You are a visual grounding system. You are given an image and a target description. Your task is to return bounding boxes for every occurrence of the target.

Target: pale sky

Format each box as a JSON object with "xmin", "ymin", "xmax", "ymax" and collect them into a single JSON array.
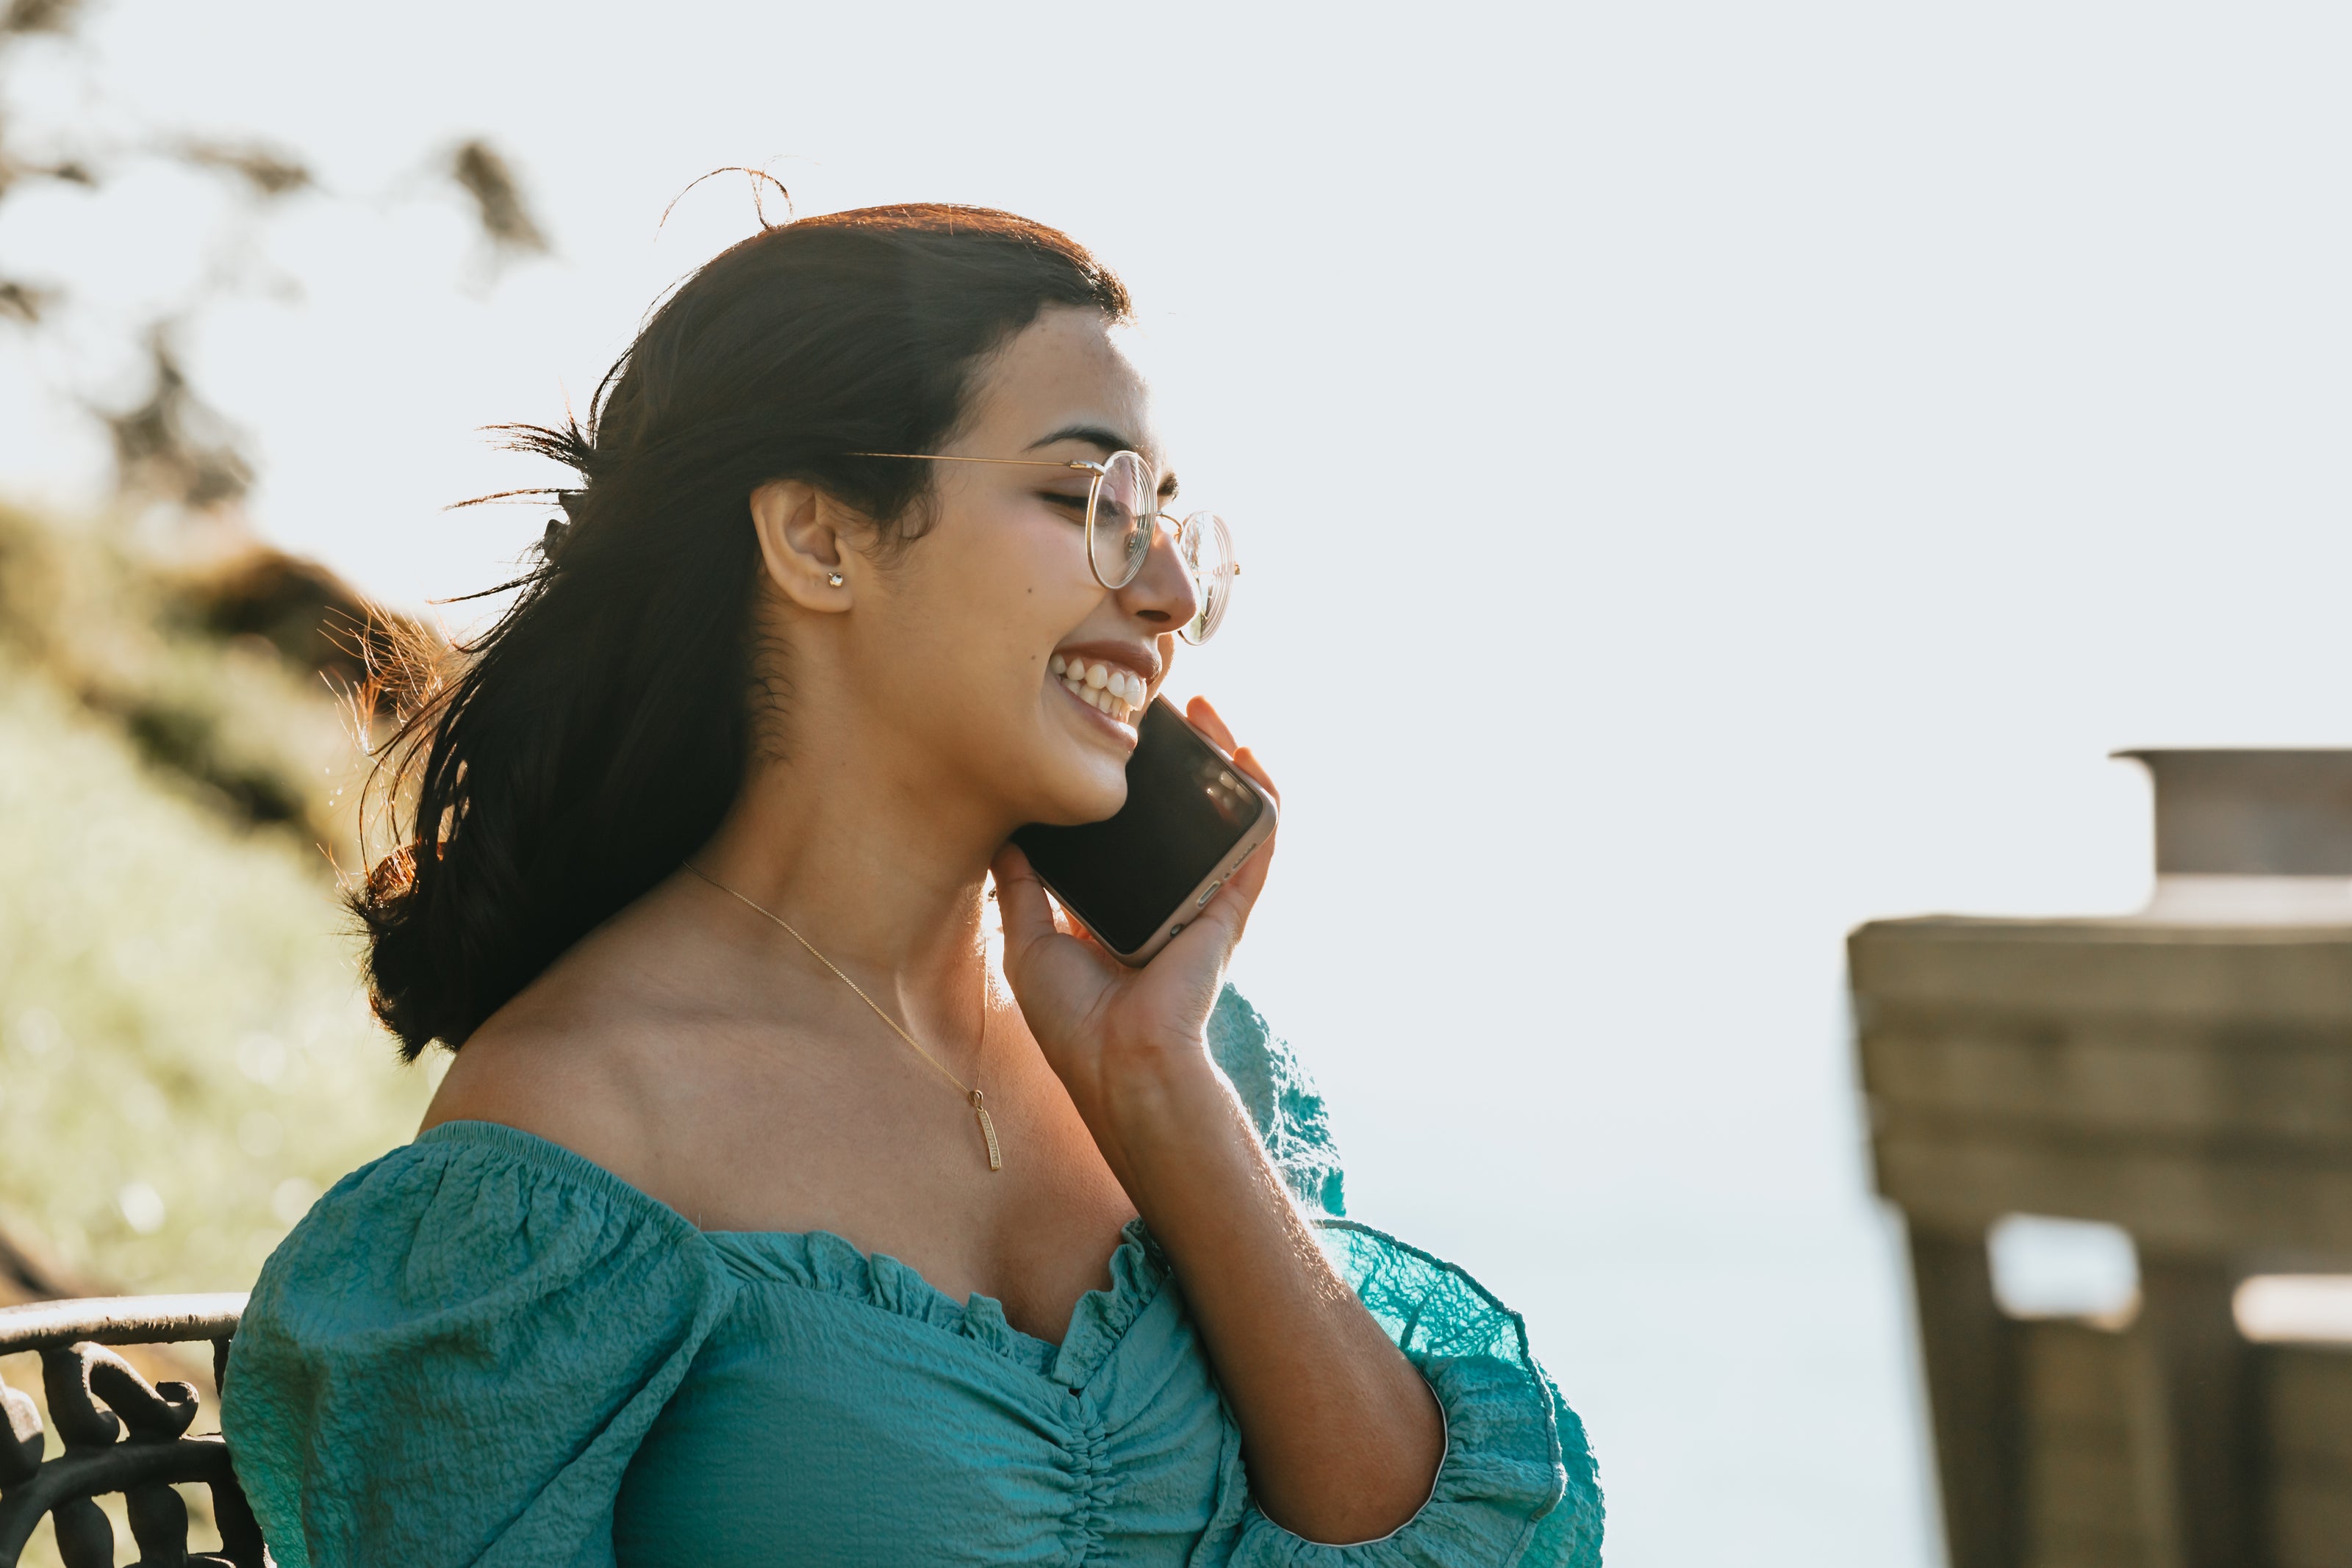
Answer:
[{"xmin": 9, "ymin": 4, "xmax": 2352, "ymax": 1562}]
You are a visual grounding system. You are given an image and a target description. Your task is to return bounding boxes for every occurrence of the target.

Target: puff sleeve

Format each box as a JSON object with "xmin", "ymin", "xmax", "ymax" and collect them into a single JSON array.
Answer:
[
  {"xmin": 220, "ymin": 1121, "xmax": 739, "ymax": 1568},
  {"xmin": 1206, "ymin": 987, "xmax": 1605, "ymax": 1567}
]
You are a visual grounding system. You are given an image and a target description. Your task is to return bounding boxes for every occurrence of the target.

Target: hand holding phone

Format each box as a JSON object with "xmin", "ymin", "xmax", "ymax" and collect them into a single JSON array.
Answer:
[
  {"xmin": 1012, "ymin": 697, "xmax": 1279, "ymax": 966},
  {"xmin": 989, "ymin": 696, "xmax": 1278, "ymax": 1076}
]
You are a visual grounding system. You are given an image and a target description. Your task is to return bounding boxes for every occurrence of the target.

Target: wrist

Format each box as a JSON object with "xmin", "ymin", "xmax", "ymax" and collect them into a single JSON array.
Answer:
[{"xmin": 1079, "ymin": 1036, "xmax": 1244, "ymax": 1175}]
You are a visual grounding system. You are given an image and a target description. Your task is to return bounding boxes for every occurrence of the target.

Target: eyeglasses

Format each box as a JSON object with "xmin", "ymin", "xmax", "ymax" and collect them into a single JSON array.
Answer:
[{"xmin": 847, "ymin": 449, "xmax": 1238, "ymax": 644}]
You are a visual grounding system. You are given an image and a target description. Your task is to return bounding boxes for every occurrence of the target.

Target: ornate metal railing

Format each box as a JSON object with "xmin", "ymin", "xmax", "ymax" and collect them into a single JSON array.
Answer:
[{"xmin": 0, "ymin": 1294, "xmax": 265, "ymax": 1567}]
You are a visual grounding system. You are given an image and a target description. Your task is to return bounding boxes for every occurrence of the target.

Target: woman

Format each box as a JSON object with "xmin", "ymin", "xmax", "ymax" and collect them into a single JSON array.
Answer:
[{"xmin": 222, "ymin": 204, "xmax": 1603, "ymax": 1567}]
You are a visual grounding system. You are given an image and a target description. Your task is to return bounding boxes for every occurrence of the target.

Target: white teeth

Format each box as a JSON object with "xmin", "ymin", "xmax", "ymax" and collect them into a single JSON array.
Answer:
[{"xmin": 1054, "ymin": 656, "xmax": 1144, "ymax": 723}]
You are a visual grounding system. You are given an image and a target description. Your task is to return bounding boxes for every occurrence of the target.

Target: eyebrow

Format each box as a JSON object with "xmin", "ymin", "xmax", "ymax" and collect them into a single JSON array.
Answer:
[
  {"xmin": 1028, "ymin": 424, "xmax": 1180, "ymax": 499},
  {"xmin": 1029, "ymin": 423, "xmax": 1141, "ymax": 456}
]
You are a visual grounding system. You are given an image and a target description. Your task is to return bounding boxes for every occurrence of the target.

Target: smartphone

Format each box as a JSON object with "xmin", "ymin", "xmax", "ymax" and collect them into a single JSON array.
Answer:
[{"xmin": 1013, "ymin": 698, "xmax": 1278, "ymax": 966}]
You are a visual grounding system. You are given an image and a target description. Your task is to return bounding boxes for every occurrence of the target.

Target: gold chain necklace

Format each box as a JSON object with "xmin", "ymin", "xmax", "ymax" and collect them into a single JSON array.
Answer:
[{"xmin": 683, "ymin": 860, "xmax": 1001, "ymax": 1172}]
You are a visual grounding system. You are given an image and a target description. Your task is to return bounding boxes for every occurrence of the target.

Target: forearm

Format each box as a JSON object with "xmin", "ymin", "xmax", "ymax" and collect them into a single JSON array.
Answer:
[{"xmin": 1089, "ymin": 1049, "xmax": 1444, "ymax": 1544}]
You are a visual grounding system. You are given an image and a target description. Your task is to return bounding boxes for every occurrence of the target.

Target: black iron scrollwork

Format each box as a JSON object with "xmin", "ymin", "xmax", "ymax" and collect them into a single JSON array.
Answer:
[{"xmin": 0, "ymin": 1295, "xmax": 265, "ymax": 1568}]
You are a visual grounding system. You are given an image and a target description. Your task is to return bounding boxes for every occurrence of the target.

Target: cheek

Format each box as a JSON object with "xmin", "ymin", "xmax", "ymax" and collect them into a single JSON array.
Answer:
[
  {"xmin": 906, "ymin": 513, "xmax": 1097, "ymax": 699},
  {"xmin": 967, "ymin": 513, "xmax": 1097, "ymax": 631},
  {"xmin": 909, "ymin": 509, "xmax": 1036, "ymax": 614}
]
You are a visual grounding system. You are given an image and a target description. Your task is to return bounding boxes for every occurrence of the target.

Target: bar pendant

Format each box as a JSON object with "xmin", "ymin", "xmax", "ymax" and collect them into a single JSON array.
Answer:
[{"xmin": 971, "ymin": 1091, "xmax": 1003, "ymax": 1172}]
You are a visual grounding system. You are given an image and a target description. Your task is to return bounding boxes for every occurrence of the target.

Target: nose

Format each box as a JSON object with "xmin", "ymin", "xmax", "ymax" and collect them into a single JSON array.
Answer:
[{"xmin": 1114, "ymin": 514, "xmax": 1201, "ymax": 631}]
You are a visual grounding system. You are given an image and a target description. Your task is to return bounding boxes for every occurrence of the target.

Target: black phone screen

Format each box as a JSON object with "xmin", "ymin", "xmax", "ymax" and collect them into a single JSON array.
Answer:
[{"xmin": 1012, "ymin": 700, "xmax": 1266, "ymax": 954}]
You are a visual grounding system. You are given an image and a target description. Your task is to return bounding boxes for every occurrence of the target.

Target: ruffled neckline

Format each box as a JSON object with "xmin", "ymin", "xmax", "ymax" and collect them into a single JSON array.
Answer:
[
  {"xmin": 709, "ymin": 1220, "xmax": 1167, "ymax": 1387},
  {"xmin": 411, "ymin": 1119, "xmax": 1169, "ymax": 1390}
]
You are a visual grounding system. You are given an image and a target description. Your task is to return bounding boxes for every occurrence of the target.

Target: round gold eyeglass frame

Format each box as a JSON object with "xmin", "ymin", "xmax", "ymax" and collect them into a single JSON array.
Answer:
[{"xmin": 847, "ymin": 450, "xmax": 1240, "ymax": 644}]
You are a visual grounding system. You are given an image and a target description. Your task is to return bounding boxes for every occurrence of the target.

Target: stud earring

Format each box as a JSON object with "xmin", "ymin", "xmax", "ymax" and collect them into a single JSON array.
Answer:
[{"xmin": 826, "ymin": 572, "xmax": 845, "ymax": 587}]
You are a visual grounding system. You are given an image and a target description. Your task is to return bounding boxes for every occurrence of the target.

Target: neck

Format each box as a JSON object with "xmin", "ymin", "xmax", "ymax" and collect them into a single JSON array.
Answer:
[
  {"xmin": 679, "ymin": 683, "xmax": 1019, "ymax": 1026},
  {"xmin": 693, "ymin": 783, "xmax": 997, "ymax": 981}
]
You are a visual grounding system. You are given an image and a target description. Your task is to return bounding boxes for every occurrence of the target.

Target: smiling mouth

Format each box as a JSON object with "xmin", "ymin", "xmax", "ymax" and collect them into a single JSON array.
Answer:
[{"xmin": 1050, "ymin": 652, "xmax": 1147, "ymax": 724}]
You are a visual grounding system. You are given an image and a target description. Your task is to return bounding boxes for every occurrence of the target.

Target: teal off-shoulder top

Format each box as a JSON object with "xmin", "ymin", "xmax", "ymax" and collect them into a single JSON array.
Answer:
[{"xmin": 220, "ymin": 988, "xmax": 1602, "ymax": 1567}]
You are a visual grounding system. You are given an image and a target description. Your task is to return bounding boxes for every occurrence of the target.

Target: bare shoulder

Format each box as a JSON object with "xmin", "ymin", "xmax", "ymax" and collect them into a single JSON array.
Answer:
[{"xmin": 418, "ymin": 955, "xmax": 696, "ymax": 1204}]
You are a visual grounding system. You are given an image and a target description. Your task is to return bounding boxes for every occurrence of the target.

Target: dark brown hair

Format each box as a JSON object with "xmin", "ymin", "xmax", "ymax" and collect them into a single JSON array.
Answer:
[{"xmin": 355, "ymin": 203, "xmax": 1130, "ymax": 1058}]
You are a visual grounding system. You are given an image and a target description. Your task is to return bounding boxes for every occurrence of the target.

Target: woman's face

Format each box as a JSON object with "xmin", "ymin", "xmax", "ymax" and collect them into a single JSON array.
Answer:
[{"xmin": 804, "ymin": 305, "xmax": 1200, "ymax": 829}]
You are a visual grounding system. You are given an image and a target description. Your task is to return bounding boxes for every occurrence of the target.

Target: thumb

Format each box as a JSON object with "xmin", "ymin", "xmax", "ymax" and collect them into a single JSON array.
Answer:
[{"xmin": 989, "ymin": 844, "xmax": 1061, "ymax": 970}]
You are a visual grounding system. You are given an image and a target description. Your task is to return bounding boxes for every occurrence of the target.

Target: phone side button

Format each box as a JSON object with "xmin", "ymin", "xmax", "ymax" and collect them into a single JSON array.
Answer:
[{"xmin": 1195, "ymin": 881, "xmax": 1222, "ymax": 907}]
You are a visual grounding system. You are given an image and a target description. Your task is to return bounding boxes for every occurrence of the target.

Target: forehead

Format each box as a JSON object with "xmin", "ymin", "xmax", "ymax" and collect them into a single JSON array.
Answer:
[{"xmin": 962, "ymin": 306, "xmax": 1160, "ymax": 463}]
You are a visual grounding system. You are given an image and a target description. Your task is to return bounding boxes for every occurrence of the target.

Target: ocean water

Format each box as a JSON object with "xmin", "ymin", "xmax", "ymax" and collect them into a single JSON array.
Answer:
[
  {"xmin": 1503, "ymin": 1209, "xmax": 1940, "ymax": 1567},
  {"xmin": 1335, "ymin": 1187, "xmax": 1941, "ymax": 1567}
]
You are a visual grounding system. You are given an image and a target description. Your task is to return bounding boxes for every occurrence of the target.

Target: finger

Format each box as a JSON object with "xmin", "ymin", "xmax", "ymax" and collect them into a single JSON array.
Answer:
[
  {"xmin": 1227, "ymin": 814, "xmax": 1277, "ymax": 892},
  {"xmin": 1230, "ymin": 744, "xmax": 1280, "ymax": 807},
  {"xmin": 1058, "ymin": 900, "xmax": 1105, "ymax": 949},
  {"xmin": 1177, "ymin": 810, "xmax": 1279, "ymax": 966},
  {"xmin": 1171, "ymin": 853, "xmax": 1267, "ymax": 967},
  {"xmin": 989, "ymin": 844, "xmax": 1062, "ymax": 965},
  {"xmin": 1185, "ymin": 695, "xmax": 1237, "ymax": 755},
  {"xmin": 1185, "ymin": 700, "xmax": 1280, "ymax": 808},
  {"xmin": 1214, "ymin": 821, "xmax": 1277, "ymax": 919},
  {"xmin": 1190, "ymin": 739, "xmax": 1280, "ymax": 945}
]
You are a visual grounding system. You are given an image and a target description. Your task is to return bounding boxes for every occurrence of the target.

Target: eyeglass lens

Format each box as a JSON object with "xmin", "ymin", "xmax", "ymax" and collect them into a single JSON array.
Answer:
[
  {"xmin": 1089, "ymin": 451, "xmax": 1156, "ymax": 591},
  {"xmin": 1177, "ymin": 513, "xmax": 1236, "ymax": 645}
]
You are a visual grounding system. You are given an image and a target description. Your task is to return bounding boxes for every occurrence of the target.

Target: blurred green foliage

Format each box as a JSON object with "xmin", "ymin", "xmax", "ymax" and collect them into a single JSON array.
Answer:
[{"xmin": 0, "ymin": 507, "xmax": 441, "ymax": 1296}]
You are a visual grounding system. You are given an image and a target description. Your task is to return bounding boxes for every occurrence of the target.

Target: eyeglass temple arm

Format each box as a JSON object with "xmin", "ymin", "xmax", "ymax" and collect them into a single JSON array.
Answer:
[
  {"xmin": 845, "ymin": 451, "xmax": 1099, "ymax": 473},
  {"xmin": 850, "ymin": 452, "xmax": 1233, "ymax": 570}
]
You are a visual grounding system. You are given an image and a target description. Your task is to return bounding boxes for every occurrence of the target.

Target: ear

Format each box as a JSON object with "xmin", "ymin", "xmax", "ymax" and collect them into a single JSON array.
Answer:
[{"xmin": 749, "ymin": 479, "xmax": 861, "ymax": 613}]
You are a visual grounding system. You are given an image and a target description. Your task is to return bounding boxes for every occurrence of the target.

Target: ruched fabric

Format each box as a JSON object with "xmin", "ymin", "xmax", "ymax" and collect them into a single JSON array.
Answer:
[{"xmin": 223, "ymin": 985, "xmax": 1602, "ymax": 1567}]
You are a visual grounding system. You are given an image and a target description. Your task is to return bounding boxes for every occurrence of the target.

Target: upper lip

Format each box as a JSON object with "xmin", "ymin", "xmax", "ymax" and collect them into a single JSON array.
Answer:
[{"xmin": 1053, "ymin": 640, "xmax": 1161, "ymax": 690}]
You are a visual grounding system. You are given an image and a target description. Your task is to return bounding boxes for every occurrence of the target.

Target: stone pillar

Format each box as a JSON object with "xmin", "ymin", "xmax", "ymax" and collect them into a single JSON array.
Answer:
[{"xmin": 1853, "ymin": 749, "xmax": 2352, "ymax": 1568}]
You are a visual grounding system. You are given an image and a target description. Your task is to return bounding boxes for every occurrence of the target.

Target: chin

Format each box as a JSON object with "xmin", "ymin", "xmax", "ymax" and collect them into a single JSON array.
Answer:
[{"xmin": 1022, "ymin": 749, "xmax": 1131, "ymax": 828}]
